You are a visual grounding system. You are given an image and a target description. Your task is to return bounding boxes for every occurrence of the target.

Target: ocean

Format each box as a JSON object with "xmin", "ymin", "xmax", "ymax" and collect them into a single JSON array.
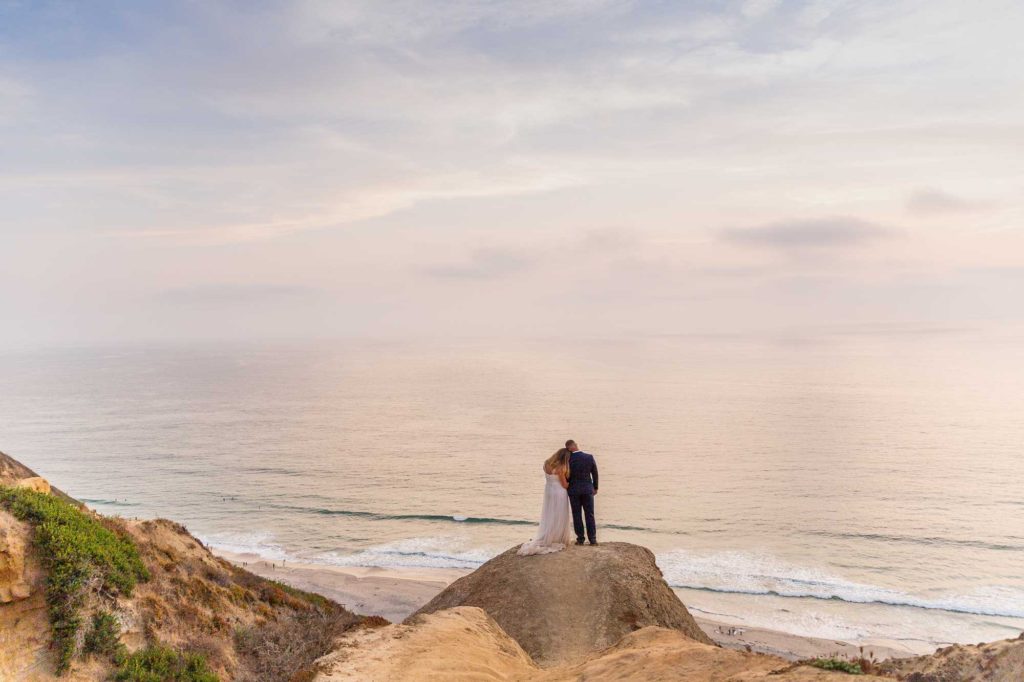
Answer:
[{"xmin": 2, "ymin": 329, "xmax": 1022, "ymax": 652}]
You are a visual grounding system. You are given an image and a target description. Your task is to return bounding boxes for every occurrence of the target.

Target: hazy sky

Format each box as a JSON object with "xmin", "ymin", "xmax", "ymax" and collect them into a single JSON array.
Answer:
[{"xmin": 2, "ymin": 0, "xmax": 1023, "ymax": 346}]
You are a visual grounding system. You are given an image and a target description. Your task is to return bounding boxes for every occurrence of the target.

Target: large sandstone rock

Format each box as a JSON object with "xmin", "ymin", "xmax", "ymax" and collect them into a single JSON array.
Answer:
[
  {"xmin": 411, "ymin": 542, "xmax": 713, "ymax": 665},
  {"xmin": 0, "ymin": 513, "xmax": 32, "ymax": 603},
  {"xmin": 0, "ymin": 450, "xmax": 46, "ymax": 486},
  {"xmin": 14, "ymin": 477, "xmax": 51, "ymax": 495}
]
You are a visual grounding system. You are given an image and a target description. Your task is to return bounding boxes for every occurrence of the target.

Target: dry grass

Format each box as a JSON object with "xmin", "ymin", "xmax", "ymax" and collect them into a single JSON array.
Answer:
[
  {"xmin": 354, "ymin": 615, "xmax": 391, "ymax": 629},
  {"xmin": 233, "ymin": 606, "xmax": 359, "ymax": 682},
  {"xmin": 116, "ymin": 517, "xmax": 359, "ymax": 680},
  {"xmin": 288, "ymin": 660, "xmax": 332, "ymax": 682}
]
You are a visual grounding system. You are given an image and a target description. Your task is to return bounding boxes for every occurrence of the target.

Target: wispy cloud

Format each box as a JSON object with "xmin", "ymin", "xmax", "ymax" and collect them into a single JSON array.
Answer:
[
  {"xmin": 721, "ymin": 218, "xmax": 889, "ymax": 250},
  {"xmin": 3, "ymin": 1, "xmax": 1024, "ymax": 344},
  {"xmin": 422, "ymin": 247, "xmax": 536, "ymax": 280},
  {"xmin": 907, "ymin": 189, "xmax": 993, "ymax": 216},
  {"xmin": 155, "ymin": 284, "xmax": 321, "ymax": 304},
  {"xmin": 577, "ymin": 227, "xmax": 642, "ymax": 254}
]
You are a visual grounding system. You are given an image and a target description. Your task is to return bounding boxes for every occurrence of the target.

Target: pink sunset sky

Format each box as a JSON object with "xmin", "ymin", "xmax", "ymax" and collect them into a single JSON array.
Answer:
[{"xmin": 2, "ymin": 0, "xmax": 1022, "ymax": 346}]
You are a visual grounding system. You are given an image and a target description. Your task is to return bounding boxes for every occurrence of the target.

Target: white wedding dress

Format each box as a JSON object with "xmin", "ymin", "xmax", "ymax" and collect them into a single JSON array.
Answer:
[{"xmin": 517, "ymin": 472, "xmax": 573, "ymax": 555}]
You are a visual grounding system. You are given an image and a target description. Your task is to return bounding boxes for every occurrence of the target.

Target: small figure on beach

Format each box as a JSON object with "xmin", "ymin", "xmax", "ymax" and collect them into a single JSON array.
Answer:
[{"xmin": 518, "ymin": 439, "xmax": 599, "ymax": 556}]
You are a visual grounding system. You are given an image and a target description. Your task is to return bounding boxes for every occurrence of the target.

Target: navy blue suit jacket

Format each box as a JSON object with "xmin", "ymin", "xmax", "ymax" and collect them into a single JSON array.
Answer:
[{"xmin": 567, "ymin": 450, "xmax": 598, "ymax": 496}]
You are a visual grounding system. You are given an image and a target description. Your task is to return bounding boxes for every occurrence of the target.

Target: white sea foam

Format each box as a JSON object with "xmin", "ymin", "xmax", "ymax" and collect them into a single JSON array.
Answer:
[
  {"xmin": 688, "ymin": 602, "xmax": 869, "ymax": 642},
  {"xmin": 314, "ymin": 536, "xmax": 497, "ymax": 570},
  {"xmin": 656, "ymin": 549, "xmax": 1024, "ymax": 619},
  {"xmin": 198, "ymin": 532, "xmax": 296, "ymax": 563},
  {"xmin": 198, "ymin": 532, "xmax": 1024, "ymax": 620}
]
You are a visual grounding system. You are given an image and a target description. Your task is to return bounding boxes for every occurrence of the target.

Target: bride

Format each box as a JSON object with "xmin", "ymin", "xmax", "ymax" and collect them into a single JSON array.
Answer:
[{"xmin": 517, "ymin": 447, "xmax": 573, "ymax": 555}]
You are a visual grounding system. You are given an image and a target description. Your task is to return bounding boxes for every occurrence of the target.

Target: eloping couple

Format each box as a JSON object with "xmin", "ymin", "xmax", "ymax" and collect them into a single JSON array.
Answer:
[{"xmin": 517, "ymin": 439, "xmax": 599, "ymax": 556}]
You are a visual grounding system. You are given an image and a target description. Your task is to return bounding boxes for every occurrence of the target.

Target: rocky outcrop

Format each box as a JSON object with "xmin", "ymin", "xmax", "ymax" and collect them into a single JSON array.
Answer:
[
  {"xmin": 310, "ymin": 541, "xmax": 893, "ymax": 680},
  {"xmin": 14, "ymin": 476, "xmax": 51, "ymax": 495},
  {"xmin": 880, "ymin": 633, "xmax": 1024, "ymax": 682},
  {"xmin": 0, "ymin": 450, "xmax": 74, "ymax": 503},
  {"xmin": 0, "ymin": 454, "xmax": 63, "ymax": 606},
  {"xmin": 0, "ymin": 454, "xmax": 52, "ymax": 605},
  {"xmin": 0, "ymin": 509, "xmax": 50, "ymax": 680},
  {"xmin": 0, "ymin": 513, "xmax": 33, "ymax": 602},
  {"xmin": 412, "ymin": 541, "xmax": 713, "ymax": 665}
]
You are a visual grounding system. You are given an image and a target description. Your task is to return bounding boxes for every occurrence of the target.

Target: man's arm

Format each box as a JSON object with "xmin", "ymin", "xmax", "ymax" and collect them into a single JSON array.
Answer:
[{"xmin": 591, "ymin": 456, "xmax": 599, "ymax": 493}]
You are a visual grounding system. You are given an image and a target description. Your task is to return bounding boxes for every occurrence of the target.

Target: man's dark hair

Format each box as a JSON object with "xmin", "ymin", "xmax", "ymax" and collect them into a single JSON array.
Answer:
[{"xmin": 565, "ymin": 439, "xmax": 576, "ymax": 449}]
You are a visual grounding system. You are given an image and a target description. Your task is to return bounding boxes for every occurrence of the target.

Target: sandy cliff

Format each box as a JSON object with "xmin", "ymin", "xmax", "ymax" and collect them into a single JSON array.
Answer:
[
  {"xmin": 0, "ymin": 450, "xmax": 360, "ymax": 681},
  {"xmin": 313, "ymin": 606, "xmax": 902, "ymax": 681},
  {"xmin": 311, "ymin": 544, "xmax": 894, "ymax": 681},
  {"xmin": 312, "ymin": 540, "xmax": 1024, "ymax": 681}
]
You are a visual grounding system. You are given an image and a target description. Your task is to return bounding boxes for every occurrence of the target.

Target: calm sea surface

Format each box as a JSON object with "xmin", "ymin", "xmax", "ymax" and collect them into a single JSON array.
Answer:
[{"xmin": 2, "ymin": 330, "xmax": 1022, "ymax": 652}]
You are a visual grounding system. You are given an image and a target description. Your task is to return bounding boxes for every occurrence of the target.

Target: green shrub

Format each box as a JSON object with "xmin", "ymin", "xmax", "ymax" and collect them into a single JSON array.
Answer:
[
  {"xmin": 0, "ymin": 486, "xmax": 149, "ymax": 674},
  {"xmin": 84, "ymin": 610, "xmax": 125, "ymax": 659},
  {"xmin": 808, "ymin": 657, "xmax": 863, "ymax": 674},
  {"xmin": 113, "ymin": 645, "xmax": 219, "ymax": 682}
]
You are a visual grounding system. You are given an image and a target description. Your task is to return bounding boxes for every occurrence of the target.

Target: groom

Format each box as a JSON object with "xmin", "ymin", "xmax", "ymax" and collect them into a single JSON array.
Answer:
[{"xmin": 565, "ymin": 439, "xmax": 599, "ymax": 546}]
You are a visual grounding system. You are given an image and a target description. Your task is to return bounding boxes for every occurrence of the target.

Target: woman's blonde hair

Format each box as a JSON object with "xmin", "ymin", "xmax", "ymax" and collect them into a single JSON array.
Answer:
[{"xmin": 545, "ymin": 447, "xmax": 571, "ymax": 474}]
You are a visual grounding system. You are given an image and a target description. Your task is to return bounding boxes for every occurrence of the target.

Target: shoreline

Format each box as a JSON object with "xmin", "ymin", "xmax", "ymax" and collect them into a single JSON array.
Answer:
[
  {"xmin": 214, "ymin": 549, "xmax": 466, "ymax": 624},
  {"xmin": 213, "ymin": 549, "xmax": 916, "ymax": 662}
]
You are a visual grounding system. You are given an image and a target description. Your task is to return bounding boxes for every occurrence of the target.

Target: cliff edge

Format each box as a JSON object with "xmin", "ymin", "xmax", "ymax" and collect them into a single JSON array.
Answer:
[
  {"xmin": 0, "ymin": 450, "xmax": 76, "ymax": 503},
  {"xmin": 316, "ymin": 541, "xmax": 1023, "ymax": 680},
  {"xmin": 412, "ymin": 541, "xmax": 713, "ymax": 665},
  {"xmin": 0, "ymin": 450, "xmax": 361, "ymax": 681}
]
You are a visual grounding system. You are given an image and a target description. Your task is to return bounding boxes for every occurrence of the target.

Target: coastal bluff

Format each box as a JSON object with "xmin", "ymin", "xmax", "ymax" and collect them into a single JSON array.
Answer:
[
  {"xmin": 310, "ymin": 542, "xmax": 894, "ymax": 681},
  {"xmin": 1, "ymin": 450, "xmax": 361, "ymax": 681},
  {"xmin": 4, "ymin": 447, "xmax": 1024, "ymax": 681},
  {"xmin": 412, "ymin": 541, "xmax": 713, "ymax": 664},
  {"xmin": 310, "ymin": 541, "xmax": 1024, "ymax": 681}
]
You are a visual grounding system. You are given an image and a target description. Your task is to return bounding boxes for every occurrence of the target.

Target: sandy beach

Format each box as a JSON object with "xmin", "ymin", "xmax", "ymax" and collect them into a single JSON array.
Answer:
[
  {"xmin": 215, "ymin": 550, "xmax": 465, "ymax": 624},
  {"xmin": 214, "ymin": 549, "xmax": 914, "ymax": 662}
]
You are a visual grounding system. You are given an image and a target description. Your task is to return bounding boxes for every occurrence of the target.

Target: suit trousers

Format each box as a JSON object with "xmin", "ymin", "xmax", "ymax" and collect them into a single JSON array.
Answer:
[{"xmin": 569, "ymin": 493, "xmax": 596, "ymax": 543}]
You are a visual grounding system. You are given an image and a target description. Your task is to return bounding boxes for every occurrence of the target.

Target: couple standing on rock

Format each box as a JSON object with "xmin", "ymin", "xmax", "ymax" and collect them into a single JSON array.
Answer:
[{"xmin": 517, "ymin": 439, "xmax": 599, "ymax": 556}]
